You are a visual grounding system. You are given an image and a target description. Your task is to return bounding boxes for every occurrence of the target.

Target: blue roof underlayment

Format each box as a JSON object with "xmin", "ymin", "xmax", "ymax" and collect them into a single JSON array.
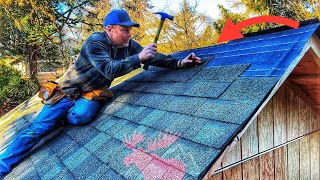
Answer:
[{"xmin": 1, "ymin": 20, "xmax": 320, "ymax": 179}]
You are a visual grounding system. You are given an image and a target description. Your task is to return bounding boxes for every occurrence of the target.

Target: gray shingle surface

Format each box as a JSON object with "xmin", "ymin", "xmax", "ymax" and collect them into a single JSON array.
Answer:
[
  {"xmin": 133, "ymin": 93, "xmax": 175, "ymax": 110},
  {"xmin": 64, "ymin": 125, "xmax": 100, "ymax": 145},
  {"xmin": 139, "ymin": 109, "xmax": 166, "ymax": 127},
  {"xmin": 99, "ymin": 168, "xmax": 126, "ymax": 180},
  {"xmin": 84, "ymin": 132, "xmax": 112, "ymax": 153},
  {"xmin": 183, "ymin": 81, "xmax": 230, "ymax": 98},
  {"xmin": 50, "ymin": 135, "xmax": 81, "ymax": 160},
  {"xmin": 161, "ymin": 138, "xmax": 219, "ymax": 177},
  {"xmin": 6, "ymin": 157, "xmax": 38, "ymax": 179},
  {"xmin": 188, "ymin": 64, "xmax": 251, "ymax": 82},
  {"xmin": 162, "ymin": 96, "xmax": 207, "ymax": 114},
  {"xmin": 181, "ymin": 117, "xmax": 209, "ymax": 140},
  {"xmin": 71, "ymin": 155, "xmax": 106, "ymax": 179},
  {"xmin": 220, "ymin": 77, "xmax": 278, "ymax": 101},
  {"xmin": 114, "ymin": 103, "xmax": 147, "ymax": 121},
  {"xmin": 98, "ymin": 116, "xmax": 129, "ymax": 136},
  {"xmin": 152, "ymin": 112, "xmax": 193, "ymax": 135},
  {"xmin": 192, "ymin": 120, "xmax": 240, "ymax": 148},
  {"xmin": 113, "ymin": 121, "xmax": 144, "ymax": 141},
  {"xmin": 52, "ymin": 167, "xmax": 74, "ymax": 179},
  {"xmin": 194, "ymin": 99, "xmax": 259, "ymax": 124},
  {"xmin": 31, "ymin": 149, "xmax": 63, "ymax": 177},
  {"xmin": 93, "ymin": 137, "xmax": 124, "ymax": 164},
  {"xmin": 63, "ymin": 147, "xmax": 91, "ymax": 171},
  {"xmin": 3, "ymin": 22, "xmax": 319, "ymax": 180}
]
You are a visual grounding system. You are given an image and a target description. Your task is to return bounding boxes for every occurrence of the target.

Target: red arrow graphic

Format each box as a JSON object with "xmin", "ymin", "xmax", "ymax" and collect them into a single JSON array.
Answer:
[{"xmin": 217, "ymin": 16, "xmax": 300, "ymax": 43}]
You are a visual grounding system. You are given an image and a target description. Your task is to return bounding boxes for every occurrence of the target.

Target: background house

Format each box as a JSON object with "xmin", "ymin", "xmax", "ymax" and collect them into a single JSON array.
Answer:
[{"xmin": 0, "ymin": 20, "xmax": 319, "ymax": 179}]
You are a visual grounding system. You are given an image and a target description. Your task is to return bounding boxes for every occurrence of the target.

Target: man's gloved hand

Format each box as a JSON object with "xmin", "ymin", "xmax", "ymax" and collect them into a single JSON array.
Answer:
[
  {"xmin": 139, "ymin": 43, "xmax": 157, "ymax": 63},
  {"xmin": 178, "ymin": 52, "xmax": 202, "ymax": 68}
]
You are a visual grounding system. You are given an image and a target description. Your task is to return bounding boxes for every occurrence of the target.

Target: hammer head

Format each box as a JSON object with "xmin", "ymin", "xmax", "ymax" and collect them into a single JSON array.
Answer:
[{"xmin": 154, "ymin": 12, "xmax": 174, "ymax": 21}]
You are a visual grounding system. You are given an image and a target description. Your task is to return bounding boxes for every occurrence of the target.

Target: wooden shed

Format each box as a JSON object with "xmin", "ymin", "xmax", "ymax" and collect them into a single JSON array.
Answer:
[
  {"xmin": 0, "ymin": 19, "xmax": 319, "ymax": 179},
  {"xmin": 207, "ymin": 21, "xmax": 320, "ymax": 180}
]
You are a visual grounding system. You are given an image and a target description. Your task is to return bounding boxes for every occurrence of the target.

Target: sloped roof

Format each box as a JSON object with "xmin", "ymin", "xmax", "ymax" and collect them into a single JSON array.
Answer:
[{"xmin": 1, "ymin": 20, "xmax": 320, "ymax": 179}]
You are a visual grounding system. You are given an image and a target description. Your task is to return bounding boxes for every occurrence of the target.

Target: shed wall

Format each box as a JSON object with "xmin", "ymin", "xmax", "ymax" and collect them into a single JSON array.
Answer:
[{"xmin": 210, "ymin": 82, "xmax": 320, "ymax": 180}]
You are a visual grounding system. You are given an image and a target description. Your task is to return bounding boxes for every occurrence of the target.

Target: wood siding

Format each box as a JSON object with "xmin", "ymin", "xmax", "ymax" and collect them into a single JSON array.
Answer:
[
  {"xmin": 209, "ymin": 82, "xmax": 320, "ymax": 180},
  {"xmin": 210, "ymin": 130, "xmax": 320, "ymax": 180}
]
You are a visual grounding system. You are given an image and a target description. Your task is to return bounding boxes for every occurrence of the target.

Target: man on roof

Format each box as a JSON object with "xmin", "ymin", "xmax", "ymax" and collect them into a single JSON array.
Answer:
[{"xmin": 0, "ymin": 9, "xmax": 201, "ymax": 177}]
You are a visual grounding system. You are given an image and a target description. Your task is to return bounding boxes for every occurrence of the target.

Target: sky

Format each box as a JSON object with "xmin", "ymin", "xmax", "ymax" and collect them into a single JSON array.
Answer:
[
  {"xmin": 148, "ymin": 0, "xmax": 238, "ymax": 19},
  {"xmin": 110, "ymin": 0, "xmax": 241, "ymax": 20}
]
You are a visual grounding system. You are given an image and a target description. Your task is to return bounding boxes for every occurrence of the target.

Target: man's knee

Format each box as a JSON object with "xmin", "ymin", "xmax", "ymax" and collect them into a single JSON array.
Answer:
[
  {"xmin": 67, "ymin": 110, "xmax": 95, "ymax": 125},
  {"xmin": 66, "ymin": 98, "xmax": 102, "ymax": 125}
]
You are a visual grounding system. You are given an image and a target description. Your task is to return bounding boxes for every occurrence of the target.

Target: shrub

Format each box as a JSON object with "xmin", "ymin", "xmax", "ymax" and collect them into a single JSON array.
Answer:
[{"xmin": 0, "ymin": 65, "xmax": 40, "ymax": 115}]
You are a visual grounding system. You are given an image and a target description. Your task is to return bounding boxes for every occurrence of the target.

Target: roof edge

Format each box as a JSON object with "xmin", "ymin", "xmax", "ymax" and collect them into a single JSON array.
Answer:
[{"xmin": 243, "ymin": 18, "xmax": 320, "ymax": 39}]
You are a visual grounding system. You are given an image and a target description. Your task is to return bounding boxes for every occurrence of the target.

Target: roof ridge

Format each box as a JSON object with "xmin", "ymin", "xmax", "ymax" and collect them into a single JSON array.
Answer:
[{"xmin": 243, "ymin": 18, "xmax": 320, "ymax": 38}]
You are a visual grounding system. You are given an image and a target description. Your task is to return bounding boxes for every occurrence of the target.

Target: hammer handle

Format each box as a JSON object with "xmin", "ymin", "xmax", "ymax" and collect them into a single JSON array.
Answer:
[
  {"xmin": 144, "ymin": 20, "xmax": 164, "ymax": 70},
  {"xmin": 154, "ymin": 20, "xmax": 164, "ymax": 43}
]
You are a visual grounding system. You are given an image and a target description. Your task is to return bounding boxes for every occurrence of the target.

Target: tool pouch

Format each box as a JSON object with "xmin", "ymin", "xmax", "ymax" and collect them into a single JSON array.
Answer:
[
  {"xmin": 82, "ymin": 86, "xmax": 114, "ymax": 101},
  {"xmin": 38, "ymin": 81, "xmax": 66, "ymax": 105}
]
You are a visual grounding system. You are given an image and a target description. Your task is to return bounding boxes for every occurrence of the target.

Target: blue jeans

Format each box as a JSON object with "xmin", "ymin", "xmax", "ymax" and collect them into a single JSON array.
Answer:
[{"xmin": 0, "ymin": 97, "xmax": 102, "ymax": 177}]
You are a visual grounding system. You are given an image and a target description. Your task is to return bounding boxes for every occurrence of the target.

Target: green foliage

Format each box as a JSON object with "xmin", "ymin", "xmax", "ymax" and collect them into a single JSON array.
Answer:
[
  {"xmin": 0, "ymin": 65, "xmax": 39, "ymax": 111},
  {"xmin": 0, "ymin": 0, "xmax": 104, "ymax": 78},
  {"xmin": 233, "ymin": 0, "xmax": 319, "ymax": 21},
  {"xmin": 213, "ymin": 4, "xmax": 247, "ymax": 34},
  {"xmin": 213, "ymin": 0, "xmax": 319, "ymax": 43}
]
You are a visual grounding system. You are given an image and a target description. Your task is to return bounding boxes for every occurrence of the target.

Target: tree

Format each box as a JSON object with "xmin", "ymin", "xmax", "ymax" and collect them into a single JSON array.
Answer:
[
  {"xmin": 233, "ymin": 0, "xmax": 319, "ymax": 20},
  {"xmin": 213, "ymin": 0, "xmax": 319, "ymax": 44},
  {"xmin": 213, "ymin": 4, "xmax": 248, "ymax": 35},
  {"xmin": 0, "ymin": 65, "xmax": 39, "ymax": 115},
  {"xmin": 122, "ymin": 0, "xmax": 154, "ymax": 43},
  {"xmin": 156, "ymin": 0, "xmax": 215, "ymax": 53},
  {"xmin": 289, "ymin": 0, "xmax": 320, "ymax": 20},
  {"xmin": 0, "ymin": 0, "xmax": 103, "ymax": 79}
]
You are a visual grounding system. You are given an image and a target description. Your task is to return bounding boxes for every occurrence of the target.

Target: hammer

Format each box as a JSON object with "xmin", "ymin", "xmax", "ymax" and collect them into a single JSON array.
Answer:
[{"xmin": 143, "ymin": 12, "xmax": 174, "ymax": 70}]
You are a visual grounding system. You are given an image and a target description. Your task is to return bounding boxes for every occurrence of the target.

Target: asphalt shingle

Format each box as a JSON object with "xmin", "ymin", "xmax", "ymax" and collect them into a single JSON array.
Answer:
[
  {"xmin": 84, "ymin": 132, "xmax": 112, "ymax": 153},
  {"xmin": 108, "ymin": 145, "xmax": 144, "ymax": 178},
  {"xmin": 96, "ymin": 115, "xmax": 129, "ymax": 136},
  {"xmin": 181, "ymin": 117, "xmax": 209, "ymax": 140},
  {"xmin": 102, "ymin": 101, "xmax": 125, "ymax": 116},
  {"xmin": 194, "ymin": 99, "xmax": 259, "ymax": 124},
  {"xmin": 114, "ymin": 91, "xmax": 139, "ymax": 104},
  {"xmin": 86, "ymin": 164, "xmax": 110, "ymax": 180},
  {"xmin": 133, "ymin": 93, "xmax": 175, "ymax": 110},
  {"xmin": 32, "ymin": 151, "xmax": 62, "ymax": 177},
  {"xmin": 163, "ymin": 96, "xmax": 207, "ymax": 115},
  {"xmin": 113, "ymin": 121, "xmax": 146, "ymax": 141},
  {"xmin": 63, "ymin": 147, "xmax": 91, "ymax": 171},
  {"xmin": 183, "ymin": 81, "xmax": 230, "ymax": 98},
  {"xmin": 70, "ymin": 155, "xmax": 106, "ymax": 179},
  {"xmin": 188, "ymin": 64, "xmax": 251, "ymax": 83},
  {"xmin": 8, "ymin": 157, "xmax": 37, "ymax": 179},
  {"xmin": 64, "ymin": 125, "xmax": 100, "ymax": 146},
  {"xmin": 114, "ymin": 103, "xmax": 146, "ymax": 121},
  {"xmin": 161, "ymin": 138, "xmax": 219, "ymax": 177},
  {"xmin": 131, "ymin": 107, "xmax": 155, "ymax": 124},
  {"xmin": 52, "ymin": 168, "xmax": 74, "ymax": 180},
  {"xmin": 192, "ymin": 120, "xmax": 240, "ymax": 149},
  {"xmin": 152, "ymin": 112, "xmax": 194, "ymax": 135},
  {"xmin": 47, "ymin": 133, "xmax": 81, "ymax": 160},
  {"xmin": 98, "ymin": 168, "xmax": 126, "ymax": 180},
  {"xmin": 93, "ymin": 137, "xmax": 124, "ymax": 164},
  {"xmin": 42, "ymin": 162, "xmax": 66, "ymax": 180},
  {"xmin": 220, "ymin": 77, "xmax": 279, "ymax": 101},
  {"xmin": 139, "ymin": 109, "xmax": 166, "ymax": 127}
]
